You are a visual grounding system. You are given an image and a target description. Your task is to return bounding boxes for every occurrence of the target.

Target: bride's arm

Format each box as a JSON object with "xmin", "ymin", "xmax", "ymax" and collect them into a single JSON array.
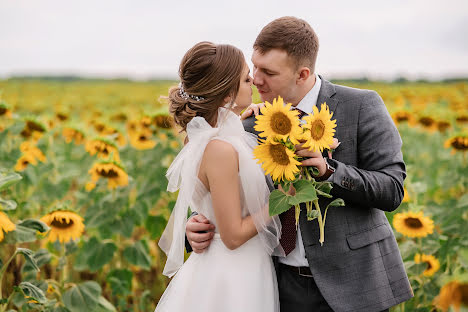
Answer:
[{"xmin": 201, "ymin": 139, "xmax": 257, "ymax": 250}]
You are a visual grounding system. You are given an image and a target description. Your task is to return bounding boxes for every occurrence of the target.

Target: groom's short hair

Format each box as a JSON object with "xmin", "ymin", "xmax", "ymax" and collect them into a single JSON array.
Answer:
[{"xmin": 254, "ymin": 16, "xmax": 319, "ymax": 72}]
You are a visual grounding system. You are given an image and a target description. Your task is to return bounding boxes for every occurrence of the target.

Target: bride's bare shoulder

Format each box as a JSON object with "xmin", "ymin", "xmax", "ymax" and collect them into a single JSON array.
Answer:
[{"xmin": 203, "ymin": 139, "xmax": 238, "ymax": 161}]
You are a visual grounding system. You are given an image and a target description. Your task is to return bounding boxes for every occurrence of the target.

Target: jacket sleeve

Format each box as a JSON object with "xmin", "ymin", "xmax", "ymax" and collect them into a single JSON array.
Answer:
[
  {"xmin": 328, "ymin": 91, "xmax": 406, "ymax": 212},
  {"xmin": 184, "ymin": 211, "xmax": 198, "ymax": 253}
]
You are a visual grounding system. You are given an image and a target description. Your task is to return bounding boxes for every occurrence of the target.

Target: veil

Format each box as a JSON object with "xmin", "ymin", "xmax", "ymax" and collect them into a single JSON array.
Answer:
[{"xmin": 158, "ymin": 107, "xmax": 283, "ymax": 277}]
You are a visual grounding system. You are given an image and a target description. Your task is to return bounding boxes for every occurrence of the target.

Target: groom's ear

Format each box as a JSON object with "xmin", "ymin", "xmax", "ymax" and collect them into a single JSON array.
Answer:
[{"xmin": 296, "ymin": 67, "xmax": 311, "ymax": 85}]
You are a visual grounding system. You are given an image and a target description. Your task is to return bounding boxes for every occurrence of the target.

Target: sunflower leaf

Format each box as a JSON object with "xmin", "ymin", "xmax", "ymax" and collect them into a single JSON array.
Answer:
[
  {"xmin": 63, "ymin": 281, "xmax": 101, "ymax": 312},
  {"xmin": 316, "ymin": 181, "xmax": 333, "ymax": 194},
  {"xmin": 16, "ymin": 281, "xmax": 47, "ymax": 304},
  {"xmin": 106, "ymin": 269, "xmax": 133, "ymax": 296},
  {"xmin": 0, "ymin": 197, "xmax": 17, "ymax": 211},
  {"xmin": 0, "ymin": 172, "xmax": 22, "ymax": 191},
  {"xmin": 315, "ymin": 189, "xmax": 333, "ymax": 198},
  {"xmin": 123, "ymin": 240, "xmax": 151, "ymax": 270},
  {"xmin": 307, "ymin": 209, "xmax": 320, "ymax": 221},
  {"xmin": 326, "ymin": 198, "xmax": 345, "ymax": 208},
  {"xmin": 288, "ymin": 180, "xmax": 318, "ymax": 206},
  {"xmin": 18, "ymin": 219, "xmax": 49, "ymax": 233},
  {"xmin": 145, "ymin": 215, "xmax": 166, "ymax": 239},
  {"xmin": 4, "ymin": 224, "xmax": 40, "ymax": 244},
  {"xmin": 84, "ymin": 237, "xmax": 117, "ymax": 272},
  {"xmin": 269, "ymin": 190, "xmax": 291, "ymax": 216},
  {"xmin": 94, "ymin": 296, "xmax": 117, "ymax": 312},
  {"xmin": 16, "ymin": 248, "xmax": 40, "ymax": 272}
]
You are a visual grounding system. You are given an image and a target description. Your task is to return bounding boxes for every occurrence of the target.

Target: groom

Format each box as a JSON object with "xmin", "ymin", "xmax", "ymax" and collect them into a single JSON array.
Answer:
[{"xmin": 186, "ymin": 16, "xmax": 413, "ymax": 311}]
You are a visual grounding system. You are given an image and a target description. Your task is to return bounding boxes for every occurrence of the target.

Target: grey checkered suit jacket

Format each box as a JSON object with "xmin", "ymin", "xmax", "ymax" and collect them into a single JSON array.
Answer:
[{"xmin": 243, "ymin": 77, "xmax": 413, "ymax": 312}]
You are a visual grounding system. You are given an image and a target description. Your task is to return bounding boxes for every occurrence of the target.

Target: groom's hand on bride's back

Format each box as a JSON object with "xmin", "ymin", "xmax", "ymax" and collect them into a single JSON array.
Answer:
[
  {"xmin": 240, "ymin": 103, "xmax": 265, "ymax": 120},
  {"xmin": 186, "ymin": 214, "xmax": 216, "ymax": 253}
]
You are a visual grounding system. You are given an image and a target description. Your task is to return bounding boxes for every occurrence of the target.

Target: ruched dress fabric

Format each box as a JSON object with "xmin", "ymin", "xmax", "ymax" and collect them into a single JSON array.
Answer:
[{"xmin": 155, "ymin": 108, "xmax": 280, "ymax": 312}]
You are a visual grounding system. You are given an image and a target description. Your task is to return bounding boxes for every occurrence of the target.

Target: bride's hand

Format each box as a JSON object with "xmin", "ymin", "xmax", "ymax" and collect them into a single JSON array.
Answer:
[
  {"xmin": 186, "ymin": 214, "xmax": 215, "ymax": 253},
  {"xmin": 240, "ymin": 103, "xmax": 265, "ymax": 120}
]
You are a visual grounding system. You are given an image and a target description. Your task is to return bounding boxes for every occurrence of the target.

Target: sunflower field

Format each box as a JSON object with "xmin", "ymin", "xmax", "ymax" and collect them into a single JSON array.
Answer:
[{"xmin": 0, "ymin": 78, "xmax": 467, "ymax": 312}]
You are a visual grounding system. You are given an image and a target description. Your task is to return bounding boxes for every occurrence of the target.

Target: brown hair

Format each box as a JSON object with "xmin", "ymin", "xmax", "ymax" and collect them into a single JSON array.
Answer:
[
  {"xmin": 168, "ymin": 41, "xmax": 245, "ymax": 132},
  {"xmin": 254, "ymin": 16, "xmax": 319, "ymax": 71}
]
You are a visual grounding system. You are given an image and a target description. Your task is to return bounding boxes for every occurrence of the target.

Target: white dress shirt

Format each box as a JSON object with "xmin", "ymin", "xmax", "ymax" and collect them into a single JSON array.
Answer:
[{"xmin": 278, "ymin": 74, "xmax": 322, "ymax": 267}]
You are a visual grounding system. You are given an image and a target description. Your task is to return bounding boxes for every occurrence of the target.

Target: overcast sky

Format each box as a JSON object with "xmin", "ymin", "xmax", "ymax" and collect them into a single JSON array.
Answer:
[{"xmin": 1, "ymin": 0, "xmax": 467, "ymax": 80}]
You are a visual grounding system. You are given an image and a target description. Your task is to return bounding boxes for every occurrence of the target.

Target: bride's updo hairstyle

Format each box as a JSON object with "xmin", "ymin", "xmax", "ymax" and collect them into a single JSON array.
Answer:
[{"xmin": 168, "ymin": 41, "xmax": 245, "ymax": 132}]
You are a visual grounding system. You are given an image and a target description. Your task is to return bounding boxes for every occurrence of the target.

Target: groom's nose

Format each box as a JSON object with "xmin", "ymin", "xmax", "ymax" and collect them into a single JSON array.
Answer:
[{"xmin": 253, "ymin": 72, "xmax": 263, "ymax": 87}]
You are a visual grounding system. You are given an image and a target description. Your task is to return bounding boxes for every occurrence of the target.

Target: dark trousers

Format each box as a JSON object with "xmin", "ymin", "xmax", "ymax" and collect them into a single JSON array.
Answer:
[{"xmin": 277, "ymin": 264, "xmax": 390, "ymax": 312}]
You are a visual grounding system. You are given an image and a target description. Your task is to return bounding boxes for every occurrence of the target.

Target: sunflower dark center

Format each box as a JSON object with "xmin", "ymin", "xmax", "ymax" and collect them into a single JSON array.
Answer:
[
  {"xmin": 100, "ymin": 147, "xmax": 109, "ymax": 155},
  {"xmin": 26, "ymin": 121, "xmax": 45, "ymax": 132},
  {"xmin": 396, "ymin": 114, "xmax": 409, "ymax": 122},
  {"xmin": 452, "ymin": 137, "xmax": 468, "ymax": 150},
  {"xmin": 310, "ymin": 120, "xmax": 325, "ymax": 140},
  {"xmin": 139, "ymin": 135, "xmax": 149, "ymax": 141},
  {"xmin": 456, "ymin": 116, "xmax": 468, "ymax": 123},
  {"xmin": 459, "ymin": 284, "xmax": 468, "ymax": 305},
  {"xmin": 51, "ymin": 218, "xmax": 74, "ymax": 229},
  {"xmin": 0, "ymin": 107, "xmax": 6, "ymax": 115},
  {"xmin": 404, "ymin": 217, "xmax": 423, "ymax": 228},
  {"xmin": 419, "ymin": 117, "xmax": 435, "ymax": 127},
  {"xmin": 269, "ymin": 144, "xmax": 290, "ymax": 166},
  {"xmin": 424, "ymin": 260, "xmax": 432, "ymax": 270},
  {"xmin": 98, "ymin": 168, "xmax": 119, "ymax": 178},
  {"xmin": 270, "ymin": 112, "xmax": 291, "ymax": 135}
]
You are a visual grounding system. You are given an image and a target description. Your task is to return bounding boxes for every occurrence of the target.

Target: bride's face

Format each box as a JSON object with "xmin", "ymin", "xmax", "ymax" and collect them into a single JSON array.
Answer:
[{"xmin": 233, "ymin": 63, "xmax": 253, "ymax": 111}]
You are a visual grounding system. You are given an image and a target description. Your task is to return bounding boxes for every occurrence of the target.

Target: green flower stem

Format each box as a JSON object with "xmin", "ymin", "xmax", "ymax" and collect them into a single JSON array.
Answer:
[
  {"xmin": 0, "ymin": 290, "xmax": 15, "ymax": 312},
  {"xmin": 0, "ymin": 249, "xmax": 19, "ymax": 300},
  {"xmin": 59, "ymin": 243, "xmax": 67, "ymax": 291},
  {"xmin": 313, "ymin": 200, "xmax": 325, "ymax": 246}
]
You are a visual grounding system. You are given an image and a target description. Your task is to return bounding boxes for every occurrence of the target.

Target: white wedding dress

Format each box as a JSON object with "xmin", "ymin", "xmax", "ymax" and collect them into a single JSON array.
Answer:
[{"xmin": 155, "ymin": 108, "xmax": 282, "ymax": 312}]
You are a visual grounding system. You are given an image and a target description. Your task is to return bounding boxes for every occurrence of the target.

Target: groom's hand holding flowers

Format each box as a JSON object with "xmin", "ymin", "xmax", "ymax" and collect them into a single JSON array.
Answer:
[{"xmin": 295, "ymin": 143, "xmax": 327, "ymax": 177}]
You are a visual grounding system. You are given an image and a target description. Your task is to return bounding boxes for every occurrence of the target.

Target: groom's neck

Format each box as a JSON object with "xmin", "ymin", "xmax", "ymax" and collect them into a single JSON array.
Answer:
[{"xmin": 290, "ymin": 73, "xmax": 316, "ymax": 106}]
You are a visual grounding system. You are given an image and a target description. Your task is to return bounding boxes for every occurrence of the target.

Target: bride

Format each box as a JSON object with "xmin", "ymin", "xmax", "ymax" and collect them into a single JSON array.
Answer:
[{"xmin": 154, "ymin": 41, "xmax": 283, "ymax": 312}]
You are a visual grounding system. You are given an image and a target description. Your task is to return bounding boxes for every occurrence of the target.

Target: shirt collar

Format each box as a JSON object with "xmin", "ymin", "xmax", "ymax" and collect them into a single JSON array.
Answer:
[{"xmin": 295, "ymin": 74, "xmax": 321, "ymax": 114}]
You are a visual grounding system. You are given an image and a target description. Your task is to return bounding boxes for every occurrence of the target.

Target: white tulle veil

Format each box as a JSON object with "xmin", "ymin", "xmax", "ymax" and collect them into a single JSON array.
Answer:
[{"xmin": 158, "ymin": 107, "xmax": 283, "ymax": 277}]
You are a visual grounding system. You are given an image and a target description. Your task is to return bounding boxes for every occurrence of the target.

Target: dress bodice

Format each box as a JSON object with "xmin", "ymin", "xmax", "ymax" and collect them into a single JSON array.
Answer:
[{"xmin": 191, "ymin": 176, "xmax": 248, "ymax": 232}]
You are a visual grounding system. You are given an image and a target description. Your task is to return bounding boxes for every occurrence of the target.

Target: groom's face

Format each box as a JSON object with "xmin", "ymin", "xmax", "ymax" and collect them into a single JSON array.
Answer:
[{"xmin": 252, "ymin": 48, "xmax": 298, "ymax": 104}]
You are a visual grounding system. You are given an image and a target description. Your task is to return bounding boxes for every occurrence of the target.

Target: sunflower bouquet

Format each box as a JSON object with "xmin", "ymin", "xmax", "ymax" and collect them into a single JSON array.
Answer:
[{"xmin": 253, "ymin": 96, "xmax": 344, "ymax": 245}]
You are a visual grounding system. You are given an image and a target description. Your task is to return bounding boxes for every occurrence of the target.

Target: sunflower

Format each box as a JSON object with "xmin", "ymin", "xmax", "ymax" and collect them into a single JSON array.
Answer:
[
  {"xmin": 88, "ymin": 161, "xmax": 129, "ymax": 189},
  {"xmin": 456, "ymin": 115, "xmax": 468, "ymax": 124},
  {"xmin": 418, "ymin": 116, "xmax": 437, "ymax": 131},
  {"xmin": 15, "ymin": 153, "xmax": 38, "ymax": 171},
  {"xmin": 0, "ymin": 211, "xmax": 16, "ymax": 242},
  {"xmin": 393, "ymin": 211, "xmax": 434, "ymax": 238},
  {"xmin": 402, "ymin": 187, "xmax": 410, "ymax": 203},
  {"xmin": 436, "ymin": 120, "xmax": 451, "ymax": 133},
  {"xmin": 0, "ymin": 101, "xmax": 13, "ymax": 118},
  {"xmin": 20, "ymin": 118, "xmax": 46, "ymax": 140},
  {"xmin": 129, "ymin": 131, "xmax": 156, "ymax": 150},
  {"xmin": 40, "ymin": 210, "xmax": 85, "ymax": 243},
  {"xmin": 253, "ymin": 140, "xmax": 301, "ymax": 182},
  {"xmin": 392, "ymin": 111, "xmax": 413, "ymax": 125},
  {"xmin": 158, "ymin": 133, "xmax": 168, "ymax": 143},
  {"xmin": 444, "ymin": 135, "xmax": 468, "ymax": 154},
  {"xmin": 85, "ymin": 138, "xmax": 120, "ymax": 161},
  {"xmin": 20, "ymin": 142, "xmax": 46, "ymax": 162},
  {"xmin": 434, "ymin": 281, "xmax": 468, "ymax": 312},
  {"xmin": 302, "ymin": 103, "xmax": 337, "ymax": 152},
  {"xmin": 55, "ymin": 112, "xmax": 69, "ymax": 121},
  {"xmin": 169, "ymin": 140, "xmax": 179, "ymax": 149},
  {"xmin": 100, "ymin": 127, "xmax": 127, "ymax": 147},
  {"xmin": 62, "ymin": 127, "xmax": 85, "ymax": 145},
  {"xmin": 254, "ymin": 96, "xmax": 302, "ymax": 144},
  {"xmin": 414, "ymin": 253, "xmax": 440, "ymax": 276}
]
